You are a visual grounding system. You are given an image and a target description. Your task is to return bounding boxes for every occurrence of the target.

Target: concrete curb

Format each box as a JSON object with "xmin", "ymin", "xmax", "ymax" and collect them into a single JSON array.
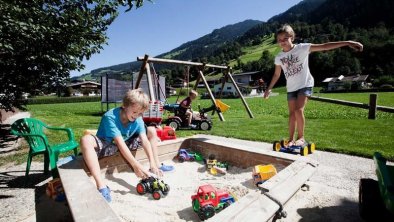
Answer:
[{"xmin": 3, "ymin": 112, "xmax": 31, "ymax": 125}]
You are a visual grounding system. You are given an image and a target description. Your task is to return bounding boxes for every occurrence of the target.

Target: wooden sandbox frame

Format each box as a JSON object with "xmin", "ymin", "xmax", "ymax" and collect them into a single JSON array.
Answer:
[{"xmin": 58, "ymin": 136, "xmax": 318, "ymax": 222}]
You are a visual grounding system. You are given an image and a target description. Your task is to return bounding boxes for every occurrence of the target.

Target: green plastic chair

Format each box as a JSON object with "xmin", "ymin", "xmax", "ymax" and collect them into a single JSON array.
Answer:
[{"xmin": 10, "ymin": 118, "xmax": 78, "ymax": 183}]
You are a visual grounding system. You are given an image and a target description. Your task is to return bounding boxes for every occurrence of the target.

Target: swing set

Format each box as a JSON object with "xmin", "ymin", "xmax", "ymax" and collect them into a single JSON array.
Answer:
[{"xmin": 135, "ymin": 54, "xmax": 254, "ymax": 125}]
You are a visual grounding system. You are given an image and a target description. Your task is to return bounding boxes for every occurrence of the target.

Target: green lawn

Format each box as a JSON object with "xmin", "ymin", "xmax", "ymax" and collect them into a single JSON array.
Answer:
[{"xmin": 3, "ymin": 90, "xmax": 394, "ymax": 166}]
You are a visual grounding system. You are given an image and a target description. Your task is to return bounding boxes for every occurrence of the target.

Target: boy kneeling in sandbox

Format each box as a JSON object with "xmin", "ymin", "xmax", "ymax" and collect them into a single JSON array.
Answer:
[{"xmin": 80, "ymin": 88, "xmax": 173, "ymax": 202}]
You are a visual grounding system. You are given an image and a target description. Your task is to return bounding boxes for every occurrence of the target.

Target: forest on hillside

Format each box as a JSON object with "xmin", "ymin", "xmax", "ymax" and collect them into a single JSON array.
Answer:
[
  {"xmin": 207, "ymin": 0, "xmax": 394, "ymax": 87},
  {"xmin": 233, "ymin": 20, "xmax": 394, "ymax": 87}
]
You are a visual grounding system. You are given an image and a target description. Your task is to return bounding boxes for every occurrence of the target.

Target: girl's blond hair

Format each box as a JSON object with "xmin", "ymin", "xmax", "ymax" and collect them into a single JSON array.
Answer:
[
  {"xmin": 122, "ymin": 88, "xmax": 149, "ymax": 111},
  {"xmin": 276, "ymin": 24, "xmax": 295, "ymax": 41}
]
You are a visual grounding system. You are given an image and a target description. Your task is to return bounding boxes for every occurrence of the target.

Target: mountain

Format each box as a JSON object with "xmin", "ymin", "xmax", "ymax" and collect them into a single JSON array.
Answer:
[
  {"xmin": 81, "ymin": 19, "xmax": 261, "ymax": 79},
  {"xmin": 76, "ymin": 0, "xmax": 394, "ymax": 86},
  {"xmin": 268, "ymin": 0, "xmax": 327, "ymax": 23},
  {"xmin": 159, "ymin": 19, "xmax": 261, "ymax": 60}
]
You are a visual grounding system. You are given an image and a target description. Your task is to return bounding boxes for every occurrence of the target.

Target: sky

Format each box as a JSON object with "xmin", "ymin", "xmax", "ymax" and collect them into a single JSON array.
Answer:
[{"xmin": 70, "ymin": 0, "xmax": 302, "ymax": 77}]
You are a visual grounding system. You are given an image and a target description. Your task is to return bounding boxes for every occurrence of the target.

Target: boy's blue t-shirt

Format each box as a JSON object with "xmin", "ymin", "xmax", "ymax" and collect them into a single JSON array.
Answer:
[{"xmin": 96, "ymin": 107, "xmax": 146, "ymax": 143}]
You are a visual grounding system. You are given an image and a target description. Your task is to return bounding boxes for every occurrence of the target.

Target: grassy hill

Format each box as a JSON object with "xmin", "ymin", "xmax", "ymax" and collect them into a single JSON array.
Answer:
[{"xmin": 228, "ymin": 34, "xmax": 280, "ymax": 67}]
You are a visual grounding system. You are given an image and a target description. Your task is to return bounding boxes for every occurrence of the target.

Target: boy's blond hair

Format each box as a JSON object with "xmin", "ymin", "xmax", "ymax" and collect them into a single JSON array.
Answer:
[
  {"xmin": 189, "ymin": 89, "xmax": 198, "ymax": 97},
  {"xmin": 276, "ymin": 24, "xmax": 295, "ymax": 41},
  {"xmin": 122, "ymin": 88, "xmax": 149, "ymax": 111}
]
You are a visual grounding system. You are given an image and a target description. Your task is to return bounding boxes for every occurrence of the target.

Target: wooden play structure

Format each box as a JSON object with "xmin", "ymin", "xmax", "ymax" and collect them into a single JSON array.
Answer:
[{"xmin": 136, "ymin": 55, "xmax": 254, "ymax": 121}]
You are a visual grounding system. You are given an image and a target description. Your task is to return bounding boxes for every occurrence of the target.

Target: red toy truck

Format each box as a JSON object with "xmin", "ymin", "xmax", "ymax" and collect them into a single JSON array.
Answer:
[{"xmin": 191, "ymin": 184, "xmax": 235, "ymax": 220}]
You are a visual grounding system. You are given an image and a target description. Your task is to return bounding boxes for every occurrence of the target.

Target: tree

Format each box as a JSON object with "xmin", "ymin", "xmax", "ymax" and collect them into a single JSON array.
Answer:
[{"xmin": 0, "ymin": 0, "xmax": 146, "ymax": 111}]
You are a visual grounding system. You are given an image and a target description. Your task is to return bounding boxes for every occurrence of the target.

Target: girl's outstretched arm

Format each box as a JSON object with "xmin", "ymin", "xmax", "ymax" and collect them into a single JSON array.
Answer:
[
  {"xmin": 264, "ymin": 65, "xmax": 282, "ymax": 99},
  {"xmin": 310, "ymin": 41, "xmax": 363, "ymax": 53}
]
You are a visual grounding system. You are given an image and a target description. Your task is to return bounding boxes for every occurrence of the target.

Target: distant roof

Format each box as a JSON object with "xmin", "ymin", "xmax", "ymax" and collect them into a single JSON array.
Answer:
[{"xmin": 322, "ymin": 75, "xmax": 368, "ymax": 83}]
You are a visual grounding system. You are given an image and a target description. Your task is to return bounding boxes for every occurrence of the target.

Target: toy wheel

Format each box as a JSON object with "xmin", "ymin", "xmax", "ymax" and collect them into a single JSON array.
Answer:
[
  {"xmin": 190, "ymin": 156, "xmax": 195, "ymax": 161},
  {"xmin": 280, "ymin": 139, "xmax": 289, "ymax": 148},
  {"xmin": 308, "ymin": 143, "xmax": 316, "ymax": 154},
  {"xmin": 136, "ymin": 183, "xmax": 146, "ymax": 195},
  {"xmin": 359, "ymin": 178, "xmax": 386, "ymax": 221},
  {"xmin": 223, "ymin": 200, "xmax": 232, "ymax": 209},
  {"xmin": 198, "ymin": 205, "xmax": 215, "ymax": 221},
  {"xmin": 300, "ymin": 146, "xmax": 308, "ymax": 156},
  {"xmin": 192, "ymin": 199, "xmax": 200, "ymax": 212},
  {"xmin": 273, "ymin": 141, "xmax": 281, "ymax": 152},
  {"xmin": 200, "ymin": 121, "xmax": 211, "ymax": 131},
  {"xmin": 162, "ymin": 184, "xmax": 170, "ymax": 195},
  {"xmin": 167, "ymin": 119, "xmax": 180, "ymax": 131},
  {"xmin": 152, "ymin": 190, "xmax": 162, "ymax": 200},
  {"xmin": 178, "ymin": 156, "xmax": 185, "ymax": 163}
]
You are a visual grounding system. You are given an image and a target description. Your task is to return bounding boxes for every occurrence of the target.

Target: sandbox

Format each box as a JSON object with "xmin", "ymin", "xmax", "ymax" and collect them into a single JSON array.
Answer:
[{"xmin": 58, "ymin": 135, "xmax": 318, "ymax": 222}]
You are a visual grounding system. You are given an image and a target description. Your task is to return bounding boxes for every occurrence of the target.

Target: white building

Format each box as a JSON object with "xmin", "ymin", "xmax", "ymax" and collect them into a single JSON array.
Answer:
[{"xmin": 212, "ymin": 71, "xmax": 265, "ymax": 97}]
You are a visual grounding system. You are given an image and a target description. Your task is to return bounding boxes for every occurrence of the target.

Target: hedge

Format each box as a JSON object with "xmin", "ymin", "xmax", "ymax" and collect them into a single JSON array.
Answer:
[{"xmin": 28, "ymin": 96, "xmax": 100, "ymax": 105}]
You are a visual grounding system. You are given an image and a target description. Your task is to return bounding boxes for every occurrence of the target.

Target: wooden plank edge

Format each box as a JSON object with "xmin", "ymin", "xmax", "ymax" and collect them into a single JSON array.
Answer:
[{"xmin": 58, "ymin": 157, "xmax": 121, "ymax": 222}]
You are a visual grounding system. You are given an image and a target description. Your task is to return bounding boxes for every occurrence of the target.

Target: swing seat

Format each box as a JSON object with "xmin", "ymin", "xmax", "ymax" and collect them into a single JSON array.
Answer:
[{"xmin": 215, "ymin": 99, "xmax": 230, "ymax": 113}]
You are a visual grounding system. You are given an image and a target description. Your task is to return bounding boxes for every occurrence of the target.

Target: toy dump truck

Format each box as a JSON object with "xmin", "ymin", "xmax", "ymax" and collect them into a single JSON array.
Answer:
[
  {"xmin": 136, "ymin": 176, "xmax": 170, "ymax": 200},
  {"xmin": 359, "ymin": 152, "xmax": 394, "ymax": 221},
  {"xmin": 252, "ymin": 164, "xmax": 277, "ymax": 186},
  {"xmin": 191, "ymin": 184, "xmax": 235, "ymax": 220}
]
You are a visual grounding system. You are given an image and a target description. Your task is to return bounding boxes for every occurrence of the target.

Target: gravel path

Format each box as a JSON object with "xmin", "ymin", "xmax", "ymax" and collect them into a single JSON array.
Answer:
[{"xmin": 0, "ymin": 135, "xmax": 379, "ymax": 221}]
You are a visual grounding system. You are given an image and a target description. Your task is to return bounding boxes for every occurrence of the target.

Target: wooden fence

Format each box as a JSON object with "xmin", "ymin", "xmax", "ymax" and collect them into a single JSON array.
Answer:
[{"xmin": 309, "ymin": 94, "xmax": 394, "ymax": 119}]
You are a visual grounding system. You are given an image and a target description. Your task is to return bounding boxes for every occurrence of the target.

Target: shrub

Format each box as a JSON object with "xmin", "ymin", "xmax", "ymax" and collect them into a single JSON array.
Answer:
[{"xmin": 28, "ymin": 96, "xmax": 100, "ymax": 104}]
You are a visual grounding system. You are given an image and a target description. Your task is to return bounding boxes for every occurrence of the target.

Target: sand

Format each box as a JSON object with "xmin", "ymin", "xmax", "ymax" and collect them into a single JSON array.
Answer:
[{"xmin": 105, "ymin": 160, "xmax": 256, "ymax": 222}]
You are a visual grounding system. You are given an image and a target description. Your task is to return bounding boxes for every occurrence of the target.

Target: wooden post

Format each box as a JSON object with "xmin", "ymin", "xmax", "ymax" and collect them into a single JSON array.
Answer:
[
  {"xmin": 226, "ymin": 68, "xmax": 254, "ymax": 118},
  {"xmin": 368, "ymin": 93, "xmax": 377, "ymax": 119},
  {"xmin": 106, "ymin": 73, "xmax": 109, "ymax": 111},
  {"xmin": 145, "ymin": 62, "xmax": 156, "ymax": 101},
  {"xmin": 211, "ymin": 72, "xmax": 229, "ymax": 116},
  {"xmin": 135, "ymin": 54, "xmax": 149, "ymax": 89},
  {"xmin": 198, "ymin": 70, "xmax": 225, "ymax": 121}
]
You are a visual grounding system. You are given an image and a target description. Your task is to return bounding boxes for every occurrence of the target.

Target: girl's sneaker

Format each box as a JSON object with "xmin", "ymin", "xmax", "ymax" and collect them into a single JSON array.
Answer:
[{"xmin": 295, "ymin": 138, "xmax": 306, "ymax": 146}]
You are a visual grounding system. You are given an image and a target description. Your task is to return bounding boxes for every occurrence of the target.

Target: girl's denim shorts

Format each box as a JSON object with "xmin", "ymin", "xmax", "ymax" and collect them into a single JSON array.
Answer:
[{"xmin": 287, "ymin": 87, "xmax": 313, "ymax": 101}]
